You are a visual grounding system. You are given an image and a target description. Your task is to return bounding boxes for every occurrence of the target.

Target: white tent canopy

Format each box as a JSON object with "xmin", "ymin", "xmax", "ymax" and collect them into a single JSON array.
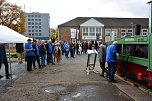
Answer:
[{"xmin": 0, "ymin": 25, "xmax": 29, "ymax": 43}]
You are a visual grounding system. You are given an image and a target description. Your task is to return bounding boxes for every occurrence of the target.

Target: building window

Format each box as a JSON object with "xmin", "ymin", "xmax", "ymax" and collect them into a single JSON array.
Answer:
[
  {"xmin": 35, "ymin": 22, "xmax": 38, "ymax": 25},
  {"xmin": 32, "ymin": 33, "xmax": 34, "ymax": 36},
  {"xmin": 105, "ymin": 29, "xmax": 111, "ymax": 36},
  {"xmin": 39, "ymin": 33, "xmax": 41, "ymax": 36},
  {"xmin": 38, "ymin": 15, "xmax": 41, "ymax": 17},
  {"xmin": 35, "ymin": 26, "xmax": 38, "ymax": 29},
  {"xmin": 28, "ymin": 26, "xmax": 31, "ymax": 28},
  {"xmin": 31, "ymin": 15, "xmax": 34, "ymax": 17},
  {"xmin": 39, "ymin": 19, "xmax": 41, "ymax": 21},
  {"xmin": 28, "ymin": 19, "xmax": 30, "ymax": 21},
  {"xmin": 35, "ymin": 19, "xmax": 37, "ymax": 21},
  {"xmin": 121, "ymin": 29, "xmax": 126, "ymax": 37},
  {"xmin": 39, "ymin": 23, "xmax": 41, "ymax": 25},
  {"xmin": 126, "ymin": 29, "xmax": 133, "ymax": 36},
  {"xmin": 28, "ymin": 15, "xmax": 30, "ymax": 17},
  {"xmin": 32, "ymin": 19, "xmax": 34, "ymax": 21},
  {"xmin": 32, "ymin": 22, "xmax": 34, "ymax": 25},
  {"xmin": 32, "ymin": 26, "xmax": 34, "ymax": 28},
  {"xmin": 83, "ymin": 27, "xmax": 101, "ymax": 37},
  {"xmin": 142, "ymin": 29, "xmax": 148, "ymax": 35},
  {"xmin": 96, "ymin": 27, "xmax": 101, "ymax": 36},
  {"xmin": 39, "ymin": 30, "xmax": 41, "ymax": 32},
  {"xmin": 28, "ymin": 22, "xmax": 31, "ymax": 25},
  {"xmin": 28, "ymin": 30, "xmax": 31, "ymax": 32},
  {"xmin": 89, "ymin": 27, "xmax": 95, "ymax": 36},
  {"xmin": 35, "ymin": 15, "xmax": 37, "ymax": 17},
  {"xmin": 111, "ymin": 29, "xmax": 117, "ymax": 40},
  {"xmin": 36, "ymin": 33, "xmax": 38, "ymax": 36},
  {"xmin": 28, "ymin": 33, "xmax": 31, "ymax": 36},
  {"xmin": 82, "ymin": 27, "xmax": 88, "ymax": 36},
  {"xmin": 39, "ymin": 26, "xmax": 41, "ymax": 28}
]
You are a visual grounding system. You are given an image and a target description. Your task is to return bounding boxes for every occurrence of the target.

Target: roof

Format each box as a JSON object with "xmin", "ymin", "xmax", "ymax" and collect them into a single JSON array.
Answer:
[{"xmin": 58, "ymin": 17, "xmax": 148, "ymax": 27}]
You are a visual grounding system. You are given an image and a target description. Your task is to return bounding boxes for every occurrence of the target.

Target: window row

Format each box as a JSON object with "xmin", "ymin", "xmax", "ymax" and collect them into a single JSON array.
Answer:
[
  {"xmin": 28, "ymin": 19, "xmax": 41, "ymax": 21},
  {"xmin": 105, "ymin": 29, "xmax": 148, "ymax": 37},
  {"xmin": 28, "ymin": 30, "xmax": 41, "ymax": 32},
  {"xmin": 28, "ymin": 26, "xmax": 41, "ymax": 29},
  {"xmin": 82, "ymin": 27, "xmax": 101, "ymax": 36},
  {"xmin": 28, "ymin": 33, "xmax": 41, "ymax": 36},
  {"xmin": 28, "ymin": 22, "xmax": 41, "ymax": 25},
  {"xmin": 28, "ymin": 15, "xmax": 41, "ymax": 18},
  {"xmin": 121, "ymin": 29, "xmax": 148, "ymax": 36}
]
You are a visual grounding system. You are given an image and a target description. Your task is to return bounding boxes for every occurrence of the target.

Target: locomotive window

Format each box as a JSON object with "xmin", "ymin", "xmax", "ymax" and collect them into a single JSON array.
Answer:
[
  {"xmin": 123, "ymin": 44, "xmax": 148, "ymax": 59},
  {"xmin": 117, "ymin": 44, "xmax": 122, "ymax": 54}
]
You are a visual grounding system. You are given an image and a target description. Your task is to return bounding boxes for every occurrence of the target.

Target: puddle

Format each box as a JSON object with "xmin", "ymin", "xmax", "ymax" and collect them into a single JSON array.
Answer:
[
  {"xmin": 42, "ymin": 85, "xmax": 66, "ymax": 94},
  {"xmin": 58, "ymin": 84, "xmax": 134, "ymax": 101}
]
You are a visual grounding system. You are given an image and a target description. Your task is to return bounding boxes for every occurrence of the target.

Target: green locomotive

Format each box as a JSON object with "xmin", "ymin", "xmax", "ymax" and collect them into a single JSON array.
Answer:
[{"xmin": 112, "ymin": 1, "xmax": 152, "ymax": 87}]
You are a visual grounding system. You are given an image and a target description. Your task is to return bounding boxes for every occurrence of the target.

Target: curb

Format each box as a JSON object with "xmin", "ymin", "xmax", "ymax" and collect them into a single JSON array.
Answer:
[{"xmin": 115, "ymin": 74, "xmax": 152, "ymax": 96}]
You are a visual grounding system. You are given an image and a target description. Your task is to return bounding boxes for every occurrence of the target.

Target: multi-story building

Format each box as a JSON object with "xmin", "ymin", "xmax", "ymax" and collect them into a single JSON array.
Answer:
[
  {"xmin": 24, "ymin": 12, "xmax": 50, "ymax": 40},
  {"xmin": 58, "ymin": 17, "xmax": 148, "ymax": 43}
]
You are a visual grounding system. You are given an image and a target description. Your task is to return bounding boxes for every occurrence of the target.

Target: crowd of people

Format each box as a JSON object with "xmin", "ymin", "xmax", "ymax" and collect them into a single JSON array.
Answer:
[{"xmin": 0, "ymin": 39, "xmax": 119, "ymax": 83}]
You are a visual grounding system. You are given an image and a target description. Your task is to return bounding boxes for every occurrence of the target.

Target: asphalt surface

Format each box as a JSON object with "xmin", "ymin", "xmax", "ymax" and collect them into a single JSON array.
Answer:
[{"xmin": 0, "ymin": 54, "xmax": 152, "ymax": 101}]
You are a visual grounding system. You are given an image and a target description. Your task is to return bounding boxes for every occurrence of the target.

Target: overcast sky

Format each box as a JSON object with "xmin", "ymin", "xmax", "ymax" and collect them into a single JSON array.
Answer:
[{"xmin": 7, "ymin": 0, "xmax": 151, "ymax": 28}]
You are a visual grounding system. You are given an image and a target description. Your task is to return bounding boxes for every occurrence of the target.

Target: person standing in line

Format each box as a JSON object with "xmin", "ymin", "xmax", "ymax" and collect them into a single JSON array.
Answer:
[
  {"xmin": 98, "ymin": 42, "xmax": 107, "ymax": 77},
  {"xmin": 54, "ymin": 43, "xmax": 62, "ymax": 64},
  {"xmin": 0, "ymin": 44, "xmax": 10, "ymax": 79},
  {"xmin": 39, "ymin": 40, "xmax": 47, "ymax": 67},
  {"xmin": 94, "ymin": 41, "xmax": 99, "ymax": 51},
  {"xmin": 69, "ymin": 42, "xmax": 74, "ymax": 58},
  {"xmin": 15, "ymin": 43, "xmax": 24, "ymax": 64},
  {"xmin": 106, "ymin": 41, "xmax": 118, "ymax": 83},
  {"xmin": 88, "ymin": 41, "xmax": 93, "ymax": 50},
  {"xmin": 78, "ymin": 42, "xmax": 82, "ymax": 54},
  {"xmin": 25, "ymin": 39, "xmax": 35, "ymax": 71},
  {"xmin": 46, "ymin": 40, "xmax": 55, "ymax": 65},
  {"xmin": 75, "ymin": 42, "xmax": 79, "ymax": 55},
  {"xmin": 64, "ymin": 42, "xmax": 69, "ymax": 58},
  {"xmin": 32, "ymin": 40, "xmax": 42, "ymax": 69}
]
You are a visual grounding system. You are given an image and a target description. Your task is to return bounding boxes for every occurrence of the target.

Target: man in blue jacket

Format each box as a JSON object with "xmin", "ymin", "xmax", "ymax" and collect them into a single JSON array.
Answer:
[
  {"xmin": 46, "ymin": 40, "xmax": 55, "ymax": 65},
  {"xmin": 32, "ymin": 40, "xmax": 41, "ymax": 69},
  {"xmin": 0, "ymin": 44, "xmax": 10, "ymax": 79},
  {"xmin": 106, "ymin": 41, "xmax": 118, "ymax": 83},
  {"xmin": 25, "ymin": 39, "xmax": 35, "ymax": 71}
]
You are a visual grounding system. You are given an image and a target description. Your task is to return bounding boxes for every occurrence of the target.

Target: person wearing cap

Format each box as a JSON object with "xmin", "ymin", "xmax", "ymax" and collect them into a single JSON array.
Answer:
[
  {"xmin": 25, "ymin": 39, "xmax": 35, "ymax": 71},
  {"xmin": 32, "ymin": 40, "xmax": 42, "ymax": 69},
  {"xmin": 106, "ymin": 41, "xmax": 118, "ymax": 83}
]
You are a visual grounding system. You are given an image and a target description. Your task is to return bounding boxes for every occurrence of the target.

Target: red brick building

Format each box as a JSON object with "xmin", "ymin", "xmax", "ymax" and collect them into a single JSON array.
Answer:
[{"xmin": 58, "ymin": 17, "xmax": 148, "ymax": 43}]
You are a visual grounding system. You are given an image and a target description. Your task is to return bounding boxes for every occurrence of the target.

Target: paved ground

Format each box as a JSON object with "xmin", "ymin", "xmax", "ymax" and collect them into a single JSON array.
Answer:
[{"xmin": 0, "ymin": 54, "xmax": 152, "ymax": 101}]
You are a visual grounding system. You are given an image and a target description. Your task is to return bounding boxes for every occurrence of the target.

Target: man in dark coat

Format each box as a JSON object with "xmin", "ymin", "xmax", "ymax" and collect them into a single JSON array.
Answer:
[
  {"xmin": 32, "ymin": 40, "xmax": 42, "ymax": 69},
  {"xmin": 16, "ymin": 43, "xmax": 24, "ymax": 63},
  {"xmin": 0, "ymin": 44, "xmax": 10, "ymax": 79}
]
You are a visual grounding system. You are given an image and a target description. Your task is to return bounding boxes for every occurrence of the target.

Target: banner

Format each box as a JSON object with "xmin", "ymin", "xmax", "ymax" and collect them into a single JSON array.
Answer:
[{"xmin": 70, "ymin": 28, "xmax": 76, "ymax": 38}]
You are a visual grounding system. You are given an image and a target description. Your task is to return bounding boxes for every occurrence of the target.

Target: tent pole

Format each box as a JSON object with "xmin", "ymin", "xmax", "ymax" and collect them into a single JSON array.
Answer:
[{"xmin": 8, "ymin": 43, "xmax": 13, "ymax": 86}]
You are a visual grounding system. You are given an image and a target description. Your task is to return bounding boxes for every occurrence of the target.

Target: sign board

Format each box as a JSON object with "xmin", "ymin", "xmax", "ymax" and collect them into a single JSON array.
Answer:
[
  {"xmin": 70, "ymin": 28, "xmax": 76, "ymax": 38},
  {"xmin": 87, "ymin": 49, "xmax": 98, "ymax": 54}
]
